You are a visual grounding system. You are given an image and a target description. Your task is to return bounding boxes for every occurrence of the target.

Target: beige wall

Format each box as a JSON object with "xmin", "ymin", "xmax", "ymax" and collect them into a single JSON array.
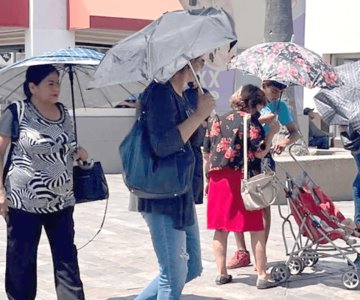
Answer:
[
  {"xmin": 75, "ymin": 109, "xmax": 136, "ymax": 174},
  {"xmin": 274, "ymin": 150, "xmax": 356, "ymax": 203}
]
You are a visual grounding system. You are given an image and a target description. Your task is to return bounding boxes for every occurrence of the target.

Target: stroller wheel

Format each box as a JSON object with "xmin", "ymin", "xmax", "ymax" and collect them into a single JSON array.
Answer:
[
  {"xmin": 288, "ymin": 258, "xmax": 305, "ymax": 275},
  {"xmin": 342, "ymin": 270, "xmax": 360, "ymax": 290},
  {"xmin": 299, "ymin": 249, "xmax": 319, "ymax": 267},
  {"xmin": 270, "ymin": 263, "xmax": 290, "ymax": 283}
]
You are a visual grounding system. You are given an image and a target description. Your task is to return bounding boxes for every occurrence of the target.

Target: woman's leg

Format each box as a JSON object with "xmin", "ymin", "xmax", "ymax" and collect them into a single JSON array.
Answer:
[
  {"xmin": 5, "ymin": 208, "xmax": 42, "ymax": 300},
  {"xmin": 43, "ymin": 207, "xmax": 85, "ymax": 300},
  {"xmin": 135, "ymin": 212, "xmax": 188, "ymax": 300},
  {"xmin": 185, "ymin": 209, "xmax": 203, "ymax": 282},
  {"xmin": 263, "ymin": 206, "xmax": 271, "ymax": 244},
  {"xmin": 213, "ymin": 230, "xmax": 230, "ymax": 276},
  {"xmin": 250, "ymin": 230, "xmax": 267, "ymax": 279}
]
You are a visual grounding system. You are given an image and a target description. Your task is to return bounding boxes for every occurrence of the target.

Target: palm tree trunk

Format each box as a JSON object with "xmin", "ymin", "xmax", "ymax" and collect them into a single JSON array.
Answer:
[
  {"xmin": 264, "ymin": 0, "xmax": 308, "ymax": 155},
  {"xmin": 264, "ymin": 0, "xmax": 293, "ymax": 43}
]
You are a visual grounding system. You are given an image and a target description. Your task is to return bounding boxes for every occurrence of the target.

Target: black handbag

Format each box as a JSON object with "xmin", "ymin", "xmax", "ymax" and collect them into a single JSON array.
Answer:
[
  {"xmin": 73, "ymin": 160, "xmax": 109, "ymax": 203},
  {"xmin": 119, "ymin": 116, "xmax": 194, "ymax": 199},
  {"xmin": 340, "ymin": 131, "xmax": 360, "ymax": 151}
]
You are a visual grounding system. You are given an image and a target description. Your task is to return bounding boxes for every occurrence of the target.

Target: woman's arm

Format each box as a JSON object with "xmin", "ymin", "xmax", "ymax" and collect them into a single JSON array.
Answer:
[
  {"xmin": 254, "ymin": 121, "xmax": 280, "ymax": 159},
  {"xmin": 0, "ymin": 135, "xmax": 10, "ymax": 220},
  {"xmin": 177, "ymin": 93, "xmax": 214, "ymax": 142},
  {"xmin": 146, "ymin": 84, "xmax": 213, "ymax": 157},
  {"xmin": 258, "ymin": 112, "xmax": 277, "ymax": 125}
]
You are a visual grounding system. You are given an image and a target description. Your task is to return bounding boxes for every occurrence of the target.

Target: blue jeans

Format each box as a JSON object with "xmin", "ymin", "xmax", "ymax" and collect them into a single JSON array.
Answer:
[
  {"xmin": 352, "ymin": 152, "xmax": 360, "ymax": 225},
  {"xmin": 135, "ymin": 210, "xmax": 202, "ymax": 300},
  {"xmin": 309, "ymin": 136, "xmax": 329, "ymax": 149}
]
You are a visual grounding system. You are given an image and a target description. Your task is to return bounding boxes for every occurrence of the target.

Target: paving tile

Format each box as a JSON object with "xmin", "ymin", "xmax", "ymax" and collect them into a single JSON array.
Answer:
[{"xmin": 0, "ymin": 174, "xmax": 359, "ymax": 299}]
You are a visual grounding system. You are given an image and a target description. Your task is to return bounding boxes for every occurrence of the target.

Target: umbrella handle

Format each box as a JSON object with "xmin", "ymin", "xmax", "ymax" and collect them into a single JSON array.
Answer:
[
  {"xmin": 187, "ymin": 62, "xmax": 204, "ymax": 94},
  {"xmin": 187, "ymin": 61, "xmax": 217, "ymax": 117}
]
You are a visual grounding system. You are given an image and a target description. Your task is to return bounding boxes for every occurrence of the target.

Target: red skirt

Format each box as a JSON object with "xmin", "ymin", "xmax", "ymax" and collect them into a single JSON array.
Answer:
[{"xmin": 207, "ymin": 168, "xmax": 264, "ymax": 232}]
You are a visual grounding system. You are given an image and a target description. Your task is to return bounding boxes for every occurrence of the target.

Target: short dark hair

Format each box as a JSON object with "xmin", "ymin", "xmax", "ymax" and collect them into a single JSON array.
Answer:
[
  {"xmin": 23, "ymin": 64, "xmax": 59, "ymax": 98},
  {"xmin": 263, "ymin": 80, "xmax": 287, "ymax": 91},
  {"xmin": 303, "ymin": 107, "xmax": 314, "ymax": 115},
  {"xmin": 187, "ymin": 74, "xmax": 200, "ymax": 89},
  {"xmin": 229, "ymin": 84, "xmax": 267, "ymax": 111}
]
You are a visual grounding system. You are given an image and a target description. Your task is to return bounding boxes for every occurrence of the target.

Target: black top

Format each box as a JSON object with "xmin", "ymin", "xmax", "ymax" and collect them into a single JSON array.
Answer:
[{"xmin": 137, "ymin": 81, "xmax": 196, "ymax": 230}]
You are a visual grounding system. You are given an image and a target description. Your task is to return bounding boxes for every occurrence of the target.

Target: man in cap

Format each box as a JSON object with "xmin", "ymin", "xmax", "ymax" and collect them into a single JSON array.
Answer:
[
  {"xmin": 227, "ymin": 80, "xmax": 300, "ymax": 270},
  {"xmin": 303, "ymin": 107, "xmax": 330, "ymax": 149},
  {"xmin": 259, "ymin": 80, "xmax": 300, "ymax": 154}
]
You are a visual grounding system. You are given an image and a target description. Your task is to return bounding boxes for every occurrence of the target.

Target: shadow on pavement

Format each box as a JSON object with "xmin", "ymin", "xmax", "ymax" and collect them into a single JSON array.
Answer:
[
  {"xmin": 270, "ymin": 260, "xmax": 356, "ymax": 290},
  {"xmin": 107, "ymin": 296, "xmax": 224, "ymax": 300}
]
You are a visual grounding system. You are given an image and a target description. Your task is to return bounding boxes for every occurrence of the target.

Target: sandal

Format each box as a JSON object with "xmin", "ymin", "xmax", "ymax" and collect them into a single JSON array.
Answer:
[
  {"xmin": 215, "ymin": 274, "xmax": 233, "ymax": 285},
  {"xmin": 256, "ymin": 277, "xmax": 279, "ymax": 289}
]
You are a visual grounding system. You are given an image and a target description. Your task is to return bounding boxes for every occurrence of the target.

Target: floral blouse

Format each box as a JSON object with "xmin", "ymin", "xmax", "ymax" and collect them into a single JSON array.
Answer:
[{"xmin": 203, "ymin": 110, "xmax": 265, "ymax": 175}]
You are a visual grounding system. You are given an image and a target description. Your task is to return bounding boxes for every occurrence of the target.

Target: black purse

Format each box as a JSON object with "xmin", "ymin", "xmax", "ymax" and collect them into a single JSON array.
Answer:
[
  {"xmin": 73, "ymin": 160, "xmax": 109, "ymax": 203},
  {"xmin": 119, "ymin": 116, "xmax": 194, "ymax": 199},
  {"xmin": 340, "ymin": 131, "xmax": 360, "ymax": 151}
]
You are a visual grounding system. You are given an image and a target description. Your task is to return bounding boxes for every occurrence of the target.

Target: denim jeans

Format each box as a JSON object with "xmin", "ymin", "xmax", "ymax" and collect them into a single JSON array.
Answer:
[
  {"xmin": 352, "ymin": 151, "xmax": 360, "ymax": 225},
  {"xmin": 309, "ymin": 136, "xmax": 329, "ymax": 149},
  {"xmin": 135, "ymin": 210, "xmax": 202, "ymax": 300}
]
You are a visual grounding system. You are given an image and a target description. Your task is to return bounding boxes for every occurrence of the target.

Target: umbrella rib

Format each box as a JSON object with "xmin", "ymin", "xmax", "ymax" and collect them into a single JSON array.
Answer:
[
  {"xmin": 73, "ymin": 67, "xmax": 89, "ymax": 109},
  {"xmin": 0, "ymin": 70, "xmax": 27, "ymax": 102},
  {"xmin": 3, "ymin": 81, "xmax": 24, "ymax": 102},
  {"xmin": 74, "ymin": 66, "xmax": 115, "ymax": 107},
  {"xmin": 119, "ymin": 83, "xmax": 139, "ymax": 99}
]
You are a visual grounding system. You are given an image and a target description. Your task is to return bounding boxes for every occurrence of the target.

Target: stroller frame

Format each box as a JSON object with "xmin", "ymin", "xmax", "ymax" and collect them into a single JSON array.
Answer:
[{"xmin": 270, "ymin": 144, "xmax": 360, "ymax": 290}]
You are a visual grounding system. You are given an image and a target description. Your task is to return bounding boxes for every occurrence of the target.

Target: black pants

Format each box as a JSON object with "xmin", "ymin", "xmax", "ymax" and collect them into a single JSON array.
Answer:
[{"xmin": 5, "ymin": 206, "xmax": 85, "ymax": 300}]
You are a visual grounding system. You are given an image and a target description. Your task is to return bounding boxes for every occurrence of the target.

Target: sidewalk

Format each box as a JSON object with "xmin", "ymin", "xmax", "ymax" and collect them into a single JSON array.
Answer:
[{"xmin": 0, "ymin": 175, "xmax": 359, "ymax": 299}]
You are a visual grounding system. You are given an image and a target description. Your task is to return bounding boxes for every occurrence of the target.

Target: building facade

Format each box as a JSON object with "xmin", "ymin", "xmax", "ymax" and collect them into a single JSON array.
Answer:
[{"xmin": 1, "ymin": 0, "xmax": 359, "ymax": 172}]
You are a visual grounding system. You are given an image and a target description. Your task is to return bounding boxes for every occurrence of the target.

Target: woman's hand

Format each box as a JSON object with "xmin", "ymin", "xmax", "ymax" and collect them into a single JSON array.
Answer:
[
  {"xmin": 0, "ymin": 188, "xmax": 8, "ymax": 221},
  {"xmin": 74, "ymin": 146, "xmax": 89, "ymax": 162},
  {"xmin": 194, "ymin": 93, "xmax": 215, "ymax": 120}
]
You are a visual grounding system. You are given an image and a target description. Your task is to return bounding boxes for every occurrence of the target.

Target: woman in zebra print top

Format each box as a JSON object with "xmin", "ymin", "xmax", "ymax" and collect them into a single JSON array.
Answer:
[{"xmin": 0, "ymin": 64, "xmax": 87, "ymax": 300}]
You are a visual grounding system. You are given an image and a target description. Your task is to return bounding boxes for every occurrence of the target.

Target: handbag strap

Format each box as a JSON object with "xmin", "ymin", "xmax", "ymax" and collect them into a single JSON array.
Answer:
[
  {"xmin": 243, "ymin": 114, "xmax": 250, "ymax": 180},
  {"xmin": 77, "ymin": 196, "xmax": 109, "ymax": 251}
]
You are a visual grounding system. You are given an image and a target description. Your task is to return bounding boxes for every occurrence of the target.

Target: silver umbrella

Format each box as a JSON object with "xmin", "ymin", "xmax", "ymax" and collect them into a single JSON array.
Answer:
[
  {"xmin": 314, "ymin": 60, "xmax": 360, "ymax": 134},
  {"xmin": 0, "ymin": 48, "xmax": 146, "ymax": 108},
  {"xmin": 88, "ymin": 7, "xmax": 237, "ymax": 89}
]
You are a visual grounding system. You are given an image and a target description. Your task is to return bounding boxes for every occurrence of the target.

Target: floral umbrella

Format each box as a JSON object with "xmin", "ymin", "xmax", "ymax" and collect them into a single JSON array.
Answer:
[{"xmin": 228, "ymin": 42, "xmax": 342, "ymax": 89}]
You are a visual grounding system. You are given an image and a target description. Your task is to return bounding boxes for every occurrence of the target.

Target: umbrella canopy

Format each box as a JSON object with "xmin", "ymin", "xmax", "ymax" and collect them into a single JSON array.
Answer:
[
  {"xmin": 179, "ymin": 0, "xmax": 236, "ymax": 71},
  {"xmin": 228, "ymin": 42, "xmax": 342, "ymax": 89},
  {"xmin": 314, "ymin": 60, "xmax": 360, "ymax": 133},
  {"xmin": 0, "ymin": 48, "xmax": 146, "ymax": 108},
  {"xmin": 89, "ymin": 7, "xmax": 237, "ymax": 89}
]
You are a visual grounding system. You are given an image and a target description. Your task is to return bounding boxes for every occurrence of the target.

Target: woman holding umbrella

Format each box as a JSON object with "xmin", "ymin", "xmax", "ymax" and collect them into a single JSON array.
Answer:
[
  {"xmin": 132, "ymin": 57, "xmax": 214, "ymax": 299},
  {"xmin": 0, "ymin": 64, "xmax": 87, "ymax": 300}
]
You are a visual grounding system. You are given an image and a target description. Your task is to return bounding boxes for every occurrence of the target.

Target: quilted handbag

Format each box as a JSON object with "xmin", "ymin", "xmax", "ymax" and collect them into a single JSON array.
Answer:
[
  {"xmin": 240, "ymin": 114, "xmax": 280, "ymax": 211},
  {"xmin": 73, "ymin": 160, "xmax": 109, "ymax": 203},
  {"xmin": 119, "ymin": 115, "xmax": 194, "ymax": 199}
]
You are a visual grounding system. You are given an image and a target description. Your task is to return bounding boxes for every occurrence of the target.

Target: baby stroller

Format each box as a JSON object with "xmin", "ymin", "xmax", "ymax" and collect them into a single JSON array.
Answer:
[{"xmin": 270, "ymin": 145, "xmax": 360, "ymax": 290}]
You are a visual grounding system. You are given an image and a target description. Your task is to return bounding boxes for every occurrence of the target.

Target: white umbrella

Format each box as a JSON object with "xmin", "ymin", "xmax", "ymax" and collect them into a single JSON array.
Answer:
[{"xmin": 0, "ymin": 48, "xmax": 146, "ymax": 108}]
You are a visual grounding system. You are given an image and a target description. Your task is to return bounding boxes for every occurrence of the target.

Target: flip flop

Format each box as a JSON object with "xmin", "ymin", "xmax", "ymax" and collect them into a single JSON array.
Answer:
[
  {"xmin": 215, "ymin": 274, "xmax": 233, "ymax": 285},
  {"xmin": 256, "ymin": 277, "xmax": 279, "ymax": 289}
]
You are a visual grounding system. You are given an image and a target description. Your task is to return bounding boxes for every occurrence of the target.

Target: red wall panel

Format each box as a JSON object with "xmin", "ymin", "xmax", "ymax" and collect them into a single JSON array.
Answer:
[{"xmin": 0, "ymin": 0, "xmax": 29, "ymax": 27}]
